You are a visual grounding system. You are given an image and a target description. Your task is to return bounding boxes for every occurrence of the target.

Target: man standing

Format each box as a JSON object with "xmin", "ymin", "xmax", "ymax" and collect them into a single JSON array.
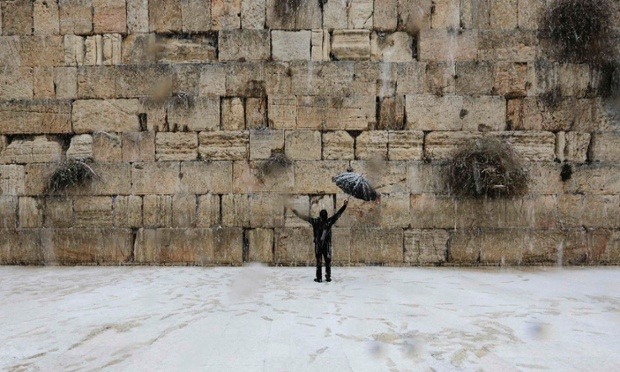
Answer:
[{"xmin": 291, "ymin": 200, "xmax": 348, "ymax": 283}]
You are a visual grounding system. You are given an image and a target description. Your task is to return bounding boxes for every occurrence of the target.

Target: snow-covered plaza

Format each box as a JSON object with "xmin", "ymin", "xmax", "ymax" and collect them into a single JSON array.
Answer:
[{"xmin": 1, "ymin": 266, "xmax": 619, "ymax": 371}]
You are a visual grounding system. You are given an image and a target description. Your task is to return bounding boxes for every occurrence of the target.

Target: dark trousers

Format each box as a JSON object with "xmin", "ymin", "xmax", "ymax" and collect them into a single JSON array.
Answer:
[{"xmin": 315, "ymin": 249, "xmax": 331, "ymax": 280}]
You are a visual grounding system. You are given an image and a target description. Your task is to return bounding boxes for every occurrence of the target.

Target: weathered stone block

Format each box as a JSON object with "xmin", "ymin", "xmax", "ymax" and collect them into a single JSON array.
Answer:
[
  {"xmin": 350, "ymin": 160, "xmax": 408, "ymax": 193},
  {"xmin": 398, "ymin": 0, "xmax": 432, "ymax": 33},
  {"xmin": 517, "ymin": 0, "xmax": 543, "ymax": 30},
  {"xmin": 311, "ymin": 29, "xmax": 330, "ymax": 61},
  {"xmin": 493, "ymin": 62, "xmax": 533, "ymax": 97},
  {"xmin": 114, "ymin": 195, "xmax": 142, "ymax": 228},
  {"xmin": 388, "ymin": 131, "xmax": 424, "ymax": 161},
  {"xmin": 380, "ymin": 193, "xmax": 410, "ymax": 228},
  {"xmin": 0, "ymin": 229, "xmax": 43, "ymax": 264},
  {"xmin": 2, "ymin": 0, "xmax": 33, "ymax": 35},
  {"xmin": 374, "ymin": 0, "xmax": 398, "ymax": 31},
  {"xmin": 122, "ymin": 132, "xmax": 154, "ymax": 162},
  {"xmin": 44, "ymin": 227, "xmax": 133, "ymax": 264},
  {"xmin": 222, "ymin": 97, "xmax": 245, "ymax": 130},
  {"xmin": 356, "ymin": 131, "xmax": 388, "ymax": 160},
  {"xmin": 249, "ymin": 130, "xmax": 285, "ymax": 160},
  {"xmin": 265, "ymin": 0, "xmax": 321, "ymax": 30},
  {"xmin": 0, "ymin": 67, "xmax": 33, "ymax": 100},
  {"xmin": 93, "ymin": 0, "xmax": 126, "ymax": 33},
  {"xmin": 74, "ymin": 196, "xmax": 114, "ymax": 227},
  {"xmin": 43, "ymin": 199, "xmax": 72, "ymax": 228},
  {"xmin": 378, "ymin": 96, "xmax": 405, "ymax": 130},
  {"xmin": 396, "ymin": 62, "xmax": 426, "ymax": 95},
  {"xmin": 407, "ymin": 162, "xmax": 447, "ymax": 194},
  {"xmin": 197, "ymin": 194, "xmax": 220, "ymax": 227},
  {"xmin": 155, "ymin": 132, "xmax": 198, "ymax": 161},
  {"xmin": 268, "ymin": 96, "xmax": 296, "ymax": 129},
  {"xmin": 245, "ymin": 98, "xmax": 267, "ymax": 129},
  {"xmin": 285, "ymin": 130, "xmax": 321, "ymax": 160},
  {"xmin": 0, "ymin": 100, "xmax": 71, "ymax": 134},
  {"xmin": 350, "ymin": 228, "xmax": 403, "ymax": 264},
  {"xmin": 490, "ymin": 0, "xmax": 517, "ymax": 30},
  {"xmin": 222, "ymin": 194, "xmax": 250, "ymax": 227},
  {"xmin": 290, "ymin": 62, "xmax": 354, "ymax": 96},
  {"xmin": 455, "ymin": 62, "xmax": 493, "ymax": 95},
  {"xmin": 431, "ymin": 0, "xmax": 460, "ymax": 29},
  {"xmin": 590, "ymin": 133, "xmax": 620, "ymax": 163},
  {"xmin": 0, "ymin": 137, "xmax": 62, "ymax": 164},
  {"xmin": 0, "ymin": 197, "xmax": 17, "ymax": 228},
  {"xmin": 127, "ymin": 0, "xmax": 148, "ymax": 32},
  {"xmin": 250, "ymin": 193, "xmax": 285, "ymax": 228},
  {"xmin": 73, "ymin": 99, "xmax": 141, "ymax": 134},
  {"xmin": 132, "ymin": 162, "xmax": 181, "ymax": 195},
  {"xmin": 272, "ymin": 30, "xmax": 311, "ymax": 61},
  {"xmin": 182, "ymin": 0, "xmax": 211, "ymax": 32},
  {"xmin": 66, "ymin": 134, "xmax": 93, "ymax": 160},
  {"xmin": 179, "ymin": 161, "xmax": 232, "ymax": 194},
  {"xmin": 154, "ymin": 34, "xmax": 218, "ymax": 64},
  {"xmin": 418, "ymin": 29, "xmax": 478, "ymax": 62},
  {"xmin": 241, "ymin": 0, "xmax": 265, "ymax": 29},
  {"xmin": 294, "ymin": 161, "xmax": 348, "ymax": 194},
  {"xmin": 33, "ymin": 67, "xmax": 55, "ymax": 99},
  {"xmin": 199, "ymin": 64, "xmax": 227, "ymax": 96},
  {"xmin": 558, "ymin": 64, "xmax": 590, "ymax": 97},
  {"xmin": 494, "ymin": 131, "xmax": 556, "ymax": 162},
  {"xmin": 59, "ymin": 0, "xmax": 93, "ymax": 34},
  {"xmin": 247, "ymin": 228, "xmax": 273, "ymax": 263},
  {"xmin": 232, "ymin": 160, "xmax": 294, "ymax": 194},
  {"xmin": 371, "ymin": 32, "xmax": 414, "ymax": 62},
  {"xmin": 148, "ymin": 0, "xmax": 182, "ymax": 32},
  {"xmin": 404, "ymin": 229, "xmax": 449, "ymax": 265},
  {"xmin": 274, "ymin": 227, "xmax": 314, "ymax": 265},
  {"xmin": 211, "ymin": 0, "xmax": 241, "ymax": 29},
  {"xmin": 348, "ymin": 0, "xmax": 373, "ymax": 29},
  {"xmin": 54, "ymin": 67, "xmax": 78, "ymax": 99},
  {"xmin": 297, "ymin": 96, "xmax": 375, "ymax": 130},
  {"xmin": 331, "ymin": 30, "xmax": 371, "ymax": 61},
  {"xmin": 172, "ymin": 194, "xmax": 196, "ymax": 228},
  {"xmin": 557, "ymin": 132, "xmax": 591, "ymax": 163},
  {"xmin": 19, "ymin": 197, "xmax": 43, "ymax": 228},
  {"xmin": 143, "ymin": 194, "xmax": 172, "ymax": 227},
  {"xmin": 166, "ymin": 97, "xmax": 220, "ymax": 132},
  {"xmin": 20, "ymin": 36, "xmax": 64, "ymax": 67},
  {"xmin": 219, "ymin": 30, "xmax": 270, "ymax": 62},
  {"xmin": 406, "ymin": 94, "xmax": 462, "ymax": 130},
  {"xmin": 93, "ymin": 131, "xmax": 123, "ymax": 162},
  {"xmin": 199, "ymin": 131, "xmax": 249, "ymax": 161},
  {"xmin": 424, "ymin": 131, "xmax": 481, "ymax": 160},
  {"xmin": 478, "ymin": 30, "xmax": 536, "ymax": 62}
]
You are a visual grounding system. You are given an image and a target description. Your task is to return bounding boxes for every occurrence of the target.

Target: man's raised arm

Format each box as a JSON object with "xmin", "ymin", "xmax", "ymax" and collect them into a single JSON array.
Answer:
[
  {"xmin": 291, "ymin": 208, "xmax": 312, "ymax": 223},
  {"xmin": 329, "ymin": 200, "xmax": 349, "ymax": 224}
]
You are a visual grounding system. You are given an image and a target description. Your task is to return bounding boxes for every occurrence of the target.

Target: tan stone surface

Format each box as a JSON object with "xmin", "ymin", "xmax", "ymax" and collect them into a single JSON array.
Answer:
[
  {"xmin": 198, "ymin": 131, "xmax": 249, "ymax": 161},
  {"xmin": 218, "ymin": 30, "xmax": 270, "ymax": 61},
  {"xmin": 0, "ymin": 100, "xmax": 71, "ymax": 134},
  {"xmin": 0, "ymin": 137, "xmax": 62, "ymax": 164},
  {"xmin": 285, "ymin": 130, "xmax": 321, "ymax": 161},
  {"xmin": 404, "ymin": 229, "xmax": 449, "ymax": 265},
  {"xmin": 73, "ymin": 99, "xmax": 141, "ymax": 134},
  {"xmin": 155, "ymin": 133, "xmax": 198, "ymax": 161},
  {"xmin": 331, "ymin": 30, "xmax": 371, "ymax": 61}
]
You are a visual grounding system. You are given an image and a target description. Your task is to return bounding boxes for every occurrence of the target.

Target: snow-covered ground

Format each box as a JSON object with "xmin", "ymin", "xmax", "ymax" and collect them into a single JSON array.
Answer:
[{"xmin": 1, "ymin": 266, "xmax": 619, "ymax": 371}]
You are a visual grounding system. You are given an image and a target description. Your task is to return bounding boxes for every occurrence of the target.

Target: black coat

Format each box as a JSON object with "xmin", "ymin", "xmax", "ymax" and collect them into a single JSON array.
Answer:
[{"xmin": 295, "ymin": 204, "xmax": 348, "ymax": 257}]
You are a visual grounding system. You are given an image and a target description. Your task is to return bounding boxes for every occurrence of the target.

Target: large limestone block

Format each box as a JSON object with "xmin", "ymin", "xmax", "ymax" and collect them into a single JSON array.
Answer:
[
  {"xmin": 182, "ymin": 0, "xmax": 211, "ymax": 32},
  {"xmin": 285, "ymin": 130, "xmax": 321, "ymax": 160},
  {"xmin": 274, "ymin": 227, "xmax": 314, "ymax": 265},
  {"xmin": 424, "ymin": 131, "xmax": 481, "ymax": 160},
  {"xmin": 517, "ymin": 0, "xmax": 543, "ymax": 30},
  {"xmin": 374, "ymin": 0, "xmax": 398, "ymax": 31},
  {"xmin": 0, "ymin": 100, "xmax": 71, "ymax": 135},
  {"xmin": 221, "ymin": 97, "xmax": 245, "ymax": 130},
  {"xmin": 179, "ymin": 161, "xmax": 233, "ymax": 194},
  {"xmin": 331, "ymin": 30, "xmax": 371, "ymax": 61},
  {"xmin": 350, "ymin": 228, "xmax": 403, "ymax": 264},
  {"xmin": 0, "ymin": 137, "xmax": 62, "ymax": 164},
  {"xmin": 132, "ymin": 162, "xmax": 181, "ymax": 195},
  {"xmin": 557, "ymin": 132, "xmax": 590, "ymax": 163},
  {"xmin": 461, "ymin": 96, "xmax": 507, "ymax": 131},
  {"xmin": 494, "ymin": 131, "xmax": 556, "ymax": 162},
  {"xmin": 167, "ymin": 96, "xmax": 220, "ymax": 132},
  {"xmin": 388, "ymin": 131, "xmax": 424, "ymax": 161},
  {"xmin": 249, "ymin": 130, "xmax": 285, "ymax": 160},
  {"xmin": 143, "ymin": 194, "xmax": 172, "ymax": 227},
  {"xmin": 219, "ymin": 30, "xmax": 270, "ymax": 62},
  {"xmin": 25, "ymin": 163, "xmax": 131, "ymax": 196},
  {"xmin": 0, "ymin": 67, "xmax": 33, "ymax": 100},
  {"xmin": 211, "ymin": 0, "xmax": 241, "ymax": 29},
  {"xmin": 77, "ymin": 65, "xmax": 173, "ymax": 99},
  {"xmin": 332, "ymin": 195, "xmax": 380, "ymax": 228},
  {"xmin": 59, "ymin": 0, "xmax": 93, "ymax": 34},
  {"xmin": 588, "ymin": 230, "xmax": 620, "ymax": 264},
  {"xmin": 249, "ymin": 193, "xmax": 285, "ymax": 228},
  {"xmin": 396, "ymin": 62, "xmax": 427, "ymax": 95},
  {"xmin": 407, "ymin": 162, "xmax": 447, "ymax": 194},
  {"xmin": 478, "ymin": 30, "xmax": 536, "ymax": 62},
  {"xmin": 43, "ymin": 228, "xmax": 134, "ymax": 264},
  {"xmin": 380, "ymin": 193, "xmax": 411, "ymax": 228},
  {"xmin": 246, "ymin": 97, "xmax": 267, "ymax": 129},
  {"xmin": 504, "ymin": 196, "xmax": 558, "ymax": 229},
  {"xmin": 0, "ymin": 36, "xmax": 22, "ymax": 66},
  {"xmin": 294, "ymin": 161, "xmax": 348, "ymax": 194},
  {"xmin": 114, "ymin": 195, "xmax": 142, "ymax": 228},
  {"xmin": 431, "ymin": 0, "xmax": 460, "ymax": 29},
  {"xmin": 247, "ymin": 228, "xmax": 274, "ymax": 263},
  {"xmin": 222, "ymin": 194, "xmax": 250, "ymax": 227},
  {"xmin": 121, "ymin": 132, "xmax": 154, "ymax": 162},
  {"xmin": 0, "ymin": 229, "xmax": 42, "ymax": 265},
  {"xmin": 135, "ymin": 228, "xmax": 243, "ymax": 265},
  {"xmin": 455, "ymin": 62, "xmax": 494, "ymax": 95},
  {"xmin": 18, "ymin": 197, "xmax": 43, "ymax": 228},
  {"xmin": 418, "ymin": 29, "xmax": 478, "ymax": 62},
  {"xmin": 66, "ymin": 134, "xmax": 93, "ymax": 160},
  {"xmin": 348, "ymin": 0, "xmax": 373, "ymax": 29},
  {"xmin": 20, "ymin": 36, "xmax": 64, "ymax": 67},
  {"xmin": 493, "ymin": 62, "xmax": 534, "ymax": 97},
  {"xmin": 296, "ymin": 96, "xmax": 375, "ymax": 130},
  {"xmin": 268, "ymin": 96, "xmax": 297, "ymax": 129},
  {"xmin": 54, "ymin": 67, "xmax": 78, "ymax": 99},
  {"xmin": 490, "ymin": 0, "xmax": 517, "ymax": 30},
  {"xmin": 377, "ymin": 96, "xmax": 405, "ymax": 130},
  {"xmin": 290, "ymin": 62, "xmax": 355, "ymax": 96},
  {"xmin": 404, "ymin": 229, "xmax": 449, "ymax": 265},
  {"xmin": 199, "ymin": 131, "xmax": 249, "ymax": 161},
  {"xmin": 155, "ymin": 132, "xmax": 198, "ymax": 161},
  {"xmin": 356, "ymin": 131, "xmax": 388, "ymax": 160},
  {"xmin": 74, "ymin": 196, "xmax": 114, "ymax": 227},
  {"xmin": 44, "ymin": 198, "xmax": 73, "ymax": 227},
  {"xmin": 371, "ymin": 32, "xmax": 414, "ymax": 62},
  {"xmin": 241, "ymin": 0, "xmax": 265, "ymax": 29},
  {"xmin": 197, "ymin": 194, "xmax": 220, "ymax": 227},
  {"xmin": 199, "ymin": 64, "xmax": 227, "ymax": 96},
  {"xmin": 265, "ymin": 0, "xmax": 321, "ymax": 30},
  {"xmin": 127, "ymin": 0, "xmax": 148, "ymax": 32},
  {"xmin": 559, "ymin": 195, "xmax": 620, "ymax": 229},
  {"xmin": 398, "ymin": 0, "xmax": 432, "ymax": 34},
  {"xmin": 0, "ymin": 197, "xmax": 17, "ymax": 228},
  {"xmin": 272, "ymin": 30, "xmax": 311, "ymax": 61},
  {"xmin": 172, "ymin": 194, "xmax": 197, "ymax": 228},
  {"xmin": 93, "ymin": 0, "xmax": 126, "ymax": 33},
  {"xmin": 33, "ymin": 67, "xmax": 55, "ymax": 99},
  {"xmin": 73, "ymin": 99, "xmax": 141, "ymax": 133},
  {"xmin": 2, "ymin": 0, "xmax": 33, "ymax": 35},
  {"xmin": 590, "ymin": 133, "xmax": 620, "ymax": 163},
  {"xmin": 311, "ymin": 29, "xmax": 330, "ymax": 61},
  {"xmin": 231, "ymin": 160, "xmax": 294, "ymax": 194},
  {"xmin": 151, "ymin": 35, "xmax": 218, "ymax": 64},
  {"xmin": 148, "ymin": 0, "xmax": 182, "ymax": 32}
]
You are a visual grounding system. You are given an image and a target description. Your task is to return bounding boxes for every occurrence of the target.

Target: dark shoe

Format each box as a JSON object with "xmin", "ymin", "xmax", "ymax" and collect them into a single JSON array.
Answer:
[
  {"xmin": 314, "ymin": 278, "xmax": 322, "ymax": 283},
  {"xmin": 326, "ymin": 277, "xmax": 332, "ymax": 282}
]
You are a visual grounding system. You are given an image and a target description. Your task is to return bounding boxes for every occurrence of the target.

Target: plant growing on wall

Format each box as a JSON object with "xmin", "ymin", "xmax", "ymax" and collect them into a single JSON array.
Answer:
[
  {"xmin": 46, "ymin": 160, "xmax": 98, "ymax": 195},
  {"xmin": 257, "ymin": 148, "xmax": 292, "ymax": 181},
  {"xmin": 541, "ymin": 0, "xmax": 613, "ymax": 65},
  {"xmin": 446, "ymin": 139, "xmax": 529, "ymax": 199}
]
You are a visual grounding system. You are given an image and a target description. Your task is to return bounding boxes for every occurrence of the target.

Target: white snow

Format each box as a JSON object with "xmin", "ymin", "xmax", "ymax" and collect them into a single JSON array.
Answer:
[{"xmin": 1, "ymin": 266, "xmax": 619, "ymax": 371}]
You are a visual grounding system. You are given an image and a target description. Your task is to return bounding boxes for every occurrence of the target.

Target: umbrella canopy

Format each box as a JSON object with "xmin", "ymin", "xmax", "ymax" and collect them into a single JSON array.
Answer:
[{"xmin": 332, "ymin": 171, "xmax": 378, "ymax": 201}]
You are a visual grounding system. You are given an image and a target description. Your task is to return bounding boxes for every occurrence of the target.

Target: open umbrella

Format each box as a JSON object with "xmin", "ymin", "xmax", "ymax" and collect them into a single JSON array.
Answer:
[{"xmin": 332, "ymin": 169, "xmax": 378, "ymax": 201}]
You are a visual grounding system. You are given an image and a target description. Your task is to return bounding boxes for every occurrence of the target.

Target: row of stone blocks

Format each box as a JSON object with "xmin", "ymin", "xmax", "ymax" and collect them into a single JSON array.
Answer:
[
  {"xmin": 2, "ymin": 191, "xmax": 619, "ymax": 230},
  {"xmin": 1, "ymin": 227, "xmax": 618, "ymax": 266},
  {"xmin": 9, "ymin": 0, "xmax": 611, "ymax": 36}
]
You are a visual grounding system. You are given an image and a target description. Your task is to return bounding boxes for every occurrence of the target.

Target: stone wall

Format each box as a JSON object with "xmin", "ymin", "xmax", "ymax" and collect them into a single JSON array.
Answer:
[{"xmin": 0, "ymin": 0, "xmax": 619, "ymax": 266}]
